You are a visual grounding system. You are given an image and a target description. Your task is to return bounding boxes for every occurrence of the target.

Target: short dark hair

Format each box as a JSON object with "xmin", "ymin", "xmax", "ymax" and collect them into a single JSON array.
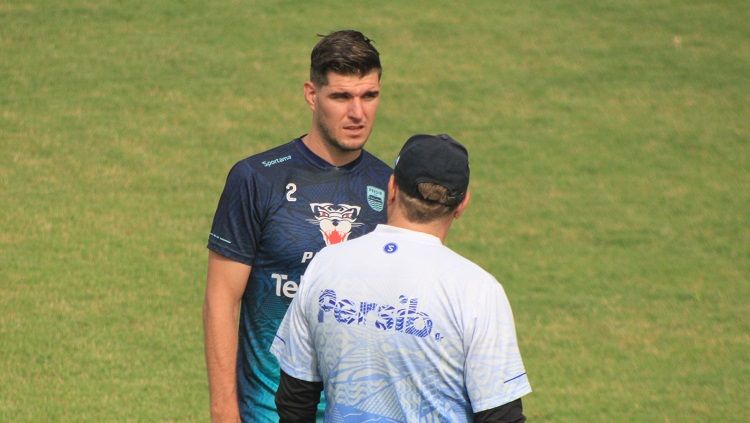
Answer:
[
  {"xmin": 397, "ymin": 182, "xmax": 458, "ymax": 223},
  {"xmin": 310, "ymin": 30, "xmax": 381, "ymax": 86}
]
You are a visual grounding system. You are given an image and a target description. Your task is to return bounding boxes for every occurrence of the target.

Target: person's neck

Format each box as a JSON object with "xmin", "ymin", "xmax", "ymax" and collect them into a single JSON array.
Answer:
[
  {"xmin": 301, "ymin": 134, "xmax": 362, "ymax": 167},
  {"xmin": 386, "ymin": 214, "xmax": 453, "ymax": 244}
]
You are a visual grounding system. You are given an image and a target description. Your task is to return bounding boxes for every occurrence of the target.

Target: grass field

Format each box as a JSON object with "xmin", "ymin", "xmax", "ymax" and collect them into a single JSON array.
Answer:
[{"xmin": 1, "ymin": 1, "xmax": 748, "ymax": 421}]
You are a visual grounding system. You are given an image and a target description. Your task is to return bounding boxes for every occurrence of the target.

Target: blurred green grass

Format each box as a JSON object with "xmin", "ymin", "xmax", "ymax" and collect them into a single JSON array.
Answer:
[{"xmin": 1, "ymin": 0, "xmax": 748, "ymax": 421}]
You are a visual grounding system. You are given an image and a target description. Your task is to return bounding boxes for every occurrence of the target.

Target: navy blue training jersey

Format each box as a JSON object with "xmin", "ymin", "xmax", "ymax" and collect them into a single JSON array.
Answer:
[{"xmin": 207, "ymin": 137, "xmax": 391, "ymax": 422}]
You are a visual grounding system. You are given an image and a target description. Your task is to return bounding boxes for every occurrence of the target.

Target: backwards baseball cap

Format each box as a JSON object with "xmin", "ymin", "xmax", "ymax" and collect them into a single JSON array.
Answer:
[{"xmin": 394, "ymin": 134, "xmax": 470, "ymax": 206}]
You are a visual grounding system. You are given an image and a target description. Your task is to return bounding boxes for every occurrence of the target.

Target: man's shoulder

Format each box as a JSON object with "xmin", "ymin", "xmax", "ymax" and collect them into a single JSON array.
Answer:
[
  {"xmin": 359, "ymin": 149, "xmax": 392, "ymax": 173},
  {"xmin": 235, "ymin": 139, "xmax": 299, "ymax": 170},
  {"xmin": 436, "ymin": 246, "xmax": 500, "ymax": 287},
  {"xmin": 222, "ymin": 139, "xmax": 309, "ymax": 185},
  {"xmin": 314, "ymin": 230, "xmax": 378, "ymax": 259}
]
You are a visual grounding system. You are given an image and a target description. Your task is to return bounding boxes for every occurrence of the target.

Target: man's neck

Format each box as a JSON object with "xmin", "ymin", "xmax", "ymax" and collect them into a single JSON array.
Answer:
[
  {"xmin": 386, "ymin": 214, "xmax": 452, "ymax": 244},
  {"xmin": 301, "ymin": 134, "xmax": 362, "ymax": 167}
]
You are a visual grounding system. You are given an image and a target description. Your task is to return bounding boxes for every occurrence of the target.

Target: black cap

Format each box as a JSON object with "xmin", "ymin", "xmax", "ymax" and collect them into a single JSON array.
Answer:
[{"xmin": 394, "ymin": 134, "xmax": 469, "ymax": 206}]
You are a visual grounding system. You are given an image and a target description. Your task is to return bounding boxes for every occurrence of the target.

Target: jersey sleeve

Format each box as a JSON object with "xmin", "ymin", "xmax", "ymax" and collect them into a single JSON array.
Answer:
[
  {"xmin": 270, "ymin": 260, "xmax": 321, "ymax": 382},
  {"xmin": 207, "ymin": 160, "xmax": 264, "ymax": 266},
  {"xmin": 464, "ymin": 280, "xmax": 532, "ymax": 412}
]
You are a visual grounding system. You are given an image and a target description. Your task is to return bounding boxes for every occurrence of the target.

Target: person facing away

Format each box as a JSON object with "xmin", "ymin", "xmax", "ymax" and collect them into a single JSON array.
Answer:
[
  {"xmin": 272, "ymin": 134, "xmax": 532, "ymax": 422},
  {"xmin": 203, "ymin": 30, "xmax": 392, "ymax": 422}
]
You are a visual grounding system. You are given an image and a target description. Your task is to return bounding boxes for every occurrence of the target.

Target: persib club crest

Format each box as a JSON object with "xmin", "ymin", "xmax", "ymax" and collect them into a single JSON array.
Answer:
[
  {"xmin": 367, "ymin": 185, "xmax": 385, "ymax": 212},
  {"xmin": 308, "ymin": 203, "xmax": 362, "ymax": 246}
]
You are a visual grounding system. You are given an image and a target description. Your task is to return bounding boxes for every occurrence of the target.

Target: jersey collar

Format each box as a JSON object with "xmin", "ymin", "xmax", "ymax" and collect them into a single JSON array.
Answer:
[
  {"xmin": 373, "ymin": 224, "xmax": 442, "ymax": 245},
  {"xmin": 294, "ymin": 136, "xmax": 364, "ymax": 171}
]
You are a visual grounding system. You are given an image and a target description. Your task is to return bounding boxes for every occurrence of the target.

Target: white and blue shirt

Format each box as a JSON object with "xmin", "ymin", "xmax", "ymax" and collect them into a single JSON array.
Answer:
[{"xmin": 272, "ymin": 224, "xmax": 531, "ymax": 422}]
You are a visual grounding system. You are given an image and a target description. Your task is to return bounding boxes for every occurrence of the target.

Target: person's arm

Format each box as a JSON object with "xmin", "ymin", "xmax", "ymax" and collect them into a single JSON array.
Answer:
[
  {"xmin": 203, "ymin": 251, "xmax": 251, "ymax": 423},
  {"xmin": 275, "ymin": 370, "xmax": 323, "ymax": 422},
  {"xmin": 474, "ymin": 398, "xmax": 525, "ymax": 423},
  {"xmin": 464, "ymin": 278, "xmax": 532, "ymax": 423}
]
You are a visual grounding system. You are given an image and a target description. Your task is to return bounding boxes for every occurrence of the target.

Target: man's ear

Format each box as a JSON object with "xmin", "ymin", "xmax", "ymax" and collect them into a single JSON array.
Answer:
[
  {"xmin": 387, "ymin": 175, "xmax": 397, "ymax": 204},
  {"xmin": 303, "ymin": 81, "xmax": 317, "ymax": 111},
  {"xmin": 453, "ymin": 190, "xmax": 471, "ymax": 219}
]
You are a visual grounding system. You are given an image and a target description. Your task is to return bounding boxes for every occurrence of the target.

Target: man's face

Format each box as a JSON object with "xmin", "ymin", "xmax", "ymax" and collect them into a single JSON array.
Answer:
[{"xmin": 306, "ymin": 71, "xmax": 381, "ymax": 153}]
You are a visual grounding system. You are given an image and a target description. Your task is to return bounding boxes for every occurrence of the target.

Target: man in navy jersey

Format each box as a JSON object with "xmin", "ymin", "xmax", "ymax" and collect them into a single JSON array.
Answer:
[{"xmin": 203, "ymin": 30, "xmax": 391, "ymax": 422}]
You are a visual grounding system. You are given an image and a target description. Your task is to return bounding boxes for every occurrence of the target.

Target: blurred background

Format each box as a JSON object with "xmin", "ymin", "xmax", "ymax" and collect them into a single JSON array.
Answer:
[{"xmin": 1, "ymin": 1, "xmax": 748, "ymax": 421}]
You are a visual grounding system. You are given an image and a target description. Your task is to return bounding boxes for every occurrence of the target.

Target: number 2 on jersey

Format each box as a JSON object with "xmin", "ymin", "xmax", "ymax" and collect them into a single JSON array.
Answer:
[{"xmin": 286, "ymin": 183, "xmax": 297, "ymax": 202}]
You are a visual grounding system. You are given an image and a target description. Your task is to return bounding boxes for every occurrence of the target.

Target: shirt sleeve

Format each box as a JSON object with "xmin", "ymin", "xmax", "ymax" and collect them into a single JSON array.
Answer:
[
  {"xmin": 270, "ymin": 259, "xmax": 321, "ymax": 382},
  {"xmin": 206, "ymin": 160, "xmax": 264, "ymax": 265},
  {"xmin": 275, "ymin": 370, "xmax": 323, "ymax": 421},
  {"xmin": 473, "ymin": 398, "xmax": 525, "ymax": 423},
  {"xmin": 465, "ymin": 280, "xmax": 532, "ymax": 412}
]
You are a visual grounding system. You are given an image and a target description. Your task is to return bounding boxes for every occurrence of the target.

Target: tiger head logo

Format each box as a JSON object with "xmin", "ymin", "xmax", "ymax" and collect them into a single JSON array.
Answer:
[{"xmin": 308, "ymin": 203, "xmax": 362, "ymax": 246}]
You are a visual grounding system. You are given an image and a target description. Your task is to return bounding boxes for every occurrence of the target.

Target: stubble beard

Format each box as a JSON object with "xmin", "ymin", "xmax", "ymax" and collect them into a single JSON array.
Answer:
[{"xmin": 317, "ymin": 118, "xmax": 368, "ymax": 154}]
